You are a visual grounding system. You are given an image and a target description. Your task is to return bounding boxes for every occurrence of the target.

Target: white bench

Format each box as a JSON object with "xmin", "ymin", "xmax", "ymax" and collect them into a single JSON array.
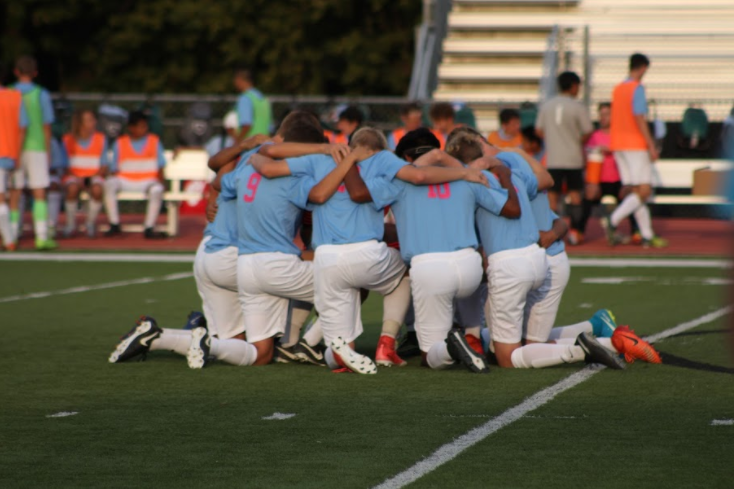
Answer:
[
  {"xmin": 81, "ymin": 149, "xmax": 214, "ymax": 236},
  {"xmin": 600, "ymin": 159, "xmax": 732, "ymax": 206}
]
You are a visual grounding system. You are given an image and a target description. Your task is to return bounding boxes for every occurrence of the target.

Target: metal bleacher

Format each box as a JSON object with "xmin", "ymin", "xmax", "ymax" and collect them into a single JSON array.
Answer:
[{"xmin": 433, "ymin": 0, "xmax": 734, "ymax": 134}]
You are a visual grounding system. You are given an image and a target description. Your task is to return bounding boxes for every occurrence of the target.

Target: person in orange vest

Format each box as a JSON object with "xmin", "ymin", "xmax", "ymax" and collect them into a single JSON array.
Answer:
[
  {"xmin": 331, "ymin": 105, "xmax": 363, "ymax": 144},
  {"xmin": 103, "ymin": 111, "xmax": 167, "ymax": 239},
  {"xmin": 602, "ymin": 53, "xmax": 667, "ymax": 249},
  {"xmin": 387, "ymin": 102, "xmax": 423, "ymax": 150},
  {"xmin": 428, "ymin": 102, "xmax": 459, "ymax": 149},
  {"xmin": 487, "ymin": 109, "xmax": 523, "ymax": 149},
  {"xmin": 0, "ymin": 64, "xmax": 28, "ymax": 251},
  {"xmin": 61, "ymin": 109, "xmax": 108, "ymax": 238}
]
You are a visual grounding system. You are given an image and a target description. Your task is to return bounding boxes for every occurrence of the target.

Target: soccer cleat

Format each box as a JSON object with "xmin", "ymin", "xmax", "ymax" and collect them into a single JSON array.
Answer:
[
  {"xmin": 105, "ymin": 224, "xmax": 122, "ymax": 237},
  {"xmin": 330, "ymin": 337, "xmax": 377, "ymax": 375},
  {"xmin": 630, "ymin": 232, "xmax": 643, "ymax": 245},
  {"xmin": 589, "ymin": 309, "xmax": 617, "ymax": 338},
  {"xmin": 375, "ymin": 335, "xmax": 407, "ymax": 367},
  {"xmin": 35, "ymin": 238, "xmax": 58, "ymax": 251},
  {"xmin": 274, "ymin": 343, "xmax": 300, "ymax": 364},
  {"xmin": 611, "ymin": 326, "xmax": 662, "ymax": 364},
  {"xmin": 183, "ymin": 311, "xmax": 207, "ymax": 330},
  {"xmin": 293, "ymin": 340, "xmax": 327, "ymax": 366},
  {"xmin": 396, "ymin": 330, "xmax": 421, "ymax": 358},
  {"xmin": 446, "ymin": 329, "xmax": 490, "ymax": 373},
  {"xmin": 108, "ymin": 316, "xmax": 162, "ymax": 363},
  {"xmin": 465, "ymin": 334, "xmax": 484, "ymax": 356},
  {"xmin": 599, "ymin": 216, "xmax": 620, "ymax": 247},
  {"xmin": 567, "ymin": 229, "xmax": 584, "ymax": 246},
  {"xmin": 576, "ymin": 332, "xmax": 625, "ymax": 370},
  {"xmin": 187, "ymin": 326, "xmax": 211, "ymax": 369},
  {"xmin": 642, "ymin": 236, "xmax": 669, "ymax": 249}
]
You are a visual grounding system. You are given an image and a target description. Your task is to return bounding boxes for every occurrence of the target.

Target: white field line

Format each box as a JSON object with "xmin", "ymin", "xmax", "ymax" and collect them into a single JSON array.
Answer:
[
  {"xmin": 373, "ymin": 306, "xmax": 733, "ymax": 489},
  {"xmin": 0, "ymin": 253, "xmax": 730, "ymax": 268},
  {"xmin": 0, "ymin": 272, "xmax": 193, "ymax": 304}
]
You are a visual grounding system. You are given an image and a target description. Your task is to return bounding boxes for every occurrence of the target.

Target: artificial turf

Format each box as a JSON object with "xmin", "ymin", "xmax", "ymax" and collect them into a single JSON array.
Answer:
[{"xmin": 0, "ymin": 260, "xmax": 731, "ymax": 488}]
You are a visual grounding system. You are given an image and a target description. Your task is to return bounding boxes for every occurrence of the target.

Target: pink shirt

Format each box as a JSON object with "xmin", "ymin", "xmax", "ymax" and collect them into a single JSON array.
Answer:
[{"xmin": 586, "ymin": 129, "xmax": 620, "ymax": 183}]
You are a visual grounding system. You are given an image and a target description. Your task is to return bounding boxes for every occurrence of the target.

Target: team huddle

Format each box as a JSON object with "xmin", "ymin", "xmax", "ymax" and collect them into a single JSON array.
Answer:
[{"xmin": 109, "ymin": 110, "xmax": 662, "ymax": 374}]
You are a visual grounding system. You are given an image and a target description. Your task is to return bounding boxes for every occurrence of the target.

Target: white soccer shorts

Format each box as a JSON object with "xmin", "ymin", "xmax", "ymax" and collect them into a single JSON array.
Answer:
[
  {"xmin": 12, "ymin": 151, "xmax": 50, "ymax": 190},
  {"xmin": 411, "ymin": 248, "xmax": 483, "ymax": 353},
  {"xmin": 614, "ymin": 150, "xmax": 652, "ymax": 186},
  {"xmin": 486, "ymin": 244, "xmax": 549, "ymax": 345},
  {"xmin": 193, "ymin": 237, "xmax": 243, "ymax": 339},
  {"xmin": 314, "ymin": 240, "xmax": 406, "ymax": 345},
  {"xmin": 237, "ymin": 252, "xmax": 316, "ymax": 344},
  {"xmin": 523, "ymin": 251, "xmax": 571, "ymax": 343}
]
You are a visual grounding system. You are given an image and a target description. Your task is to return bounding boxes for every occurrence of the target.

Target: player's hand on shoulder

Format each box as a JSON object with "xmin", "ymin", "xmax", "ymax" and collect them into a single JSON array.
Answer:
[
  {"xmin": 326, "ymin": 143, "xmax": 350, "ymax": 164},
  {"xmin": 488, "ymin": 159, "xmax": 510, "ymax": 178},
  {"xmin": 464, "ymin": 168, "xmax": 489, "ymax": 187},
  {"xmin": 241, "ymin": 134, "xmax": 270, "ymax": 151},
  {"xmin": 349, "ymin": 146, "xmax": 375, "ymax": 163}
]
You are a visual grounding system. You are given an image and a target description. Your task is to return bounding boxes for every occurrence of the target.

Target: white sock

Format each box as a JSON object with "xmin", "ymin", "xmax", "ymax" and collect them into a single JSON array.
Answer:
[
  {"xmin": 65, "ymin": 200, "xmax": 78, "ymax": 232},
  {"xmin": 633, "ymin": 204, "xmax": 654, "ymax": 240},
  {"xmin": 510, "ymin": 343, "xmax": 586, "ymax": 368},
  {"xmin": 303, "ymin": 318, "xmax": 322, "ymax": 347},
  {"xmin": 144, "ymin": 185, "xmax": 164, "ymax": 229},
  {"xmin": 150, "ymin": 329, "xmax": 191, "ymax": 356},
  {"xmin": 596, "ymin": 337, "xmax": 619, "ymax": 354},
  {"xmin": 324, "ymin": 347, "xmax": 340, "ymax": 369},
  {"xmin": 282, "ymin": 303, "xmax": 312, "ymax": 347},
  {"xmin": 48, "ymin": 191, "xmax": 62, "ymax": 228},
  {"xmin": 0, "ymin": 203, "xmax": 12, "ymax": 246},
  {"xmin": 554, "ymin": 337, "xmax": 577, "ymax": 345},
  {"xmin": 465, "ymin": 326, "xmax": 481, "ymax": 339},
  {"xmin": 87, "ymin": 199, "xmax": 102, "ymax": 229},
  {"xmin": 547, "ymin": 321, "xmax": 593, "ymax": 341},
  {"xmin": 610, "ymin": 193, "xmax": 641, "ymax": 227},
  {"xmin": 382, "ymin": 276, "xmax": 411, "ymax": 336},
  {"xmin": 210, "ymin": 337, "xmax": 257, "ymax": 366},
  {"xmin": 104, "ymin": 180, "xmax": 120, "ymax": 225},
  {"xmin": 426, "ymin": 342, "xmax": 455, "ymax": 369}
]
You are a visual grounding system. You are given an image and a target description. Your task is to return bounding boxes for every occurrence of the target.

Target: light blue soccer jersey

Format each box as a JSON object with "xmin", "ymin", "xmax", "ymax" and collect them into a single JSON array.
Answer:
[
  {"xmin": 475, "ymin": 166, "xmax": 539, "ymax": 256},
  {"xmin": 367, "ymin": 177, "xmax": 508, "ymax": 263},
  {"xmin": 204, "ymin": 194, "xmax": 238, "ymax": 253},
  {"xmin": 288, "ymin": 151, "xmax": 407, "ymax": 248},
  {"xmin": 220, "ymin": 147, "xmax": 309, "ymax": 256},
  {"xmin": 497, "ymin": 151, "xmax": 564, "ymax": 256}
]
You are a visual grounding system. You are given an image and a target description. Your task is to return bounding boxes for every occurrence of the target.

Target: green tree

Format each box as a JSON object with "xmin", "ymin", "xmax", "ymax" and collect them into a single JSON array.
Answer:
[{"xmin": 0, "ymin": 0, "xmax": 420, "ymax": 95}]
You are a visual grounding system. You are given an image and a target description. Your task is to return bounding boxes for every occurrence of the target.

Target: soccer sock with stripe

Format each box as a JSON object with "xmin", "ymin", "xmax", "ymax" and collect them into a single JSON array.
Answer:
[
  {"xmin": 210, "ymin": 338, "xmax": 257, "ymax": 366},
  {"xmin": 633, "ymin": 204, "xmax": 654, "ymax": 240},
  {"xmin": 547, "ymin": 321, "xmax": 593, "ymax": 341},
  {"xmin": 510, "ymin": 343, "xmax": 586, "ymax": 368},
  {"xmin": 150, "ymin": 329, "xmax": 192, "ymax": 356},
  {"xmin": 0, "ymin": 203, "xmax": 13, "ymax": 246},
  {"xmin": 32, "ymin": 200, "xmax": 49, "ymax": 241}
]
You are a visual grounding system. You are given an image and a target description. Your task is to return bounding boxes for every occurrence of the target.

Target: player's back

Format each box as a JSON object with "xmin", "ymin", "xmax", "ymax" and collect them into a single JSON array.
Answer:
[{"xmin": 205, "ymin": 195, "xmax": 238, "ymax": 253}]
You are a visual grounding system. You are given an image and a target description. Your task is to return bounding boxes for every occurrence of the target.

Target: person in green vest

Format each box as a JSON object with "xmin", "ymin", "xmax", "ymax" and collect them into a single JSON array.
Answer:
[
  {"xmin": 233, "ymin": 68, "xmax": 272, "ymax": 141},
  {"xmin": 9, "ymin": 55, "xmax": 57, "ymax": 250}
]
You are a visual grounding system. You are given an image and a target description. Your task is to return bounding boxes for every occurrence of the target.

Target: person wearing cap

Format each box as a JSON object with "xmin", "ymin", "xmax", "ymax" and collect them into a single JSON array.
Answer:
[
  {"xmin": 205, "ymin": 111, "xmax": 239, "ymax": 158},
  {"xmin": 103, "ymin": 111, "xmax": 167, "ymax": 239}
]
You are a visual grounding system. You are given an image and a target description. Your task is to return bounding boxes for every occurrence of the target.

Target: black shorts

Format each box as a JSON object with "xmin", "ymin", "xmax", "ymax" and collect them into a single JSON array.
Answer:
[
  {"xmin": 599, "ymin": 181, "xmax": 623, "ymax": 200},
  {"xmin": 549, "ymin": 169, "xmax": 584, "ymax": 193}
]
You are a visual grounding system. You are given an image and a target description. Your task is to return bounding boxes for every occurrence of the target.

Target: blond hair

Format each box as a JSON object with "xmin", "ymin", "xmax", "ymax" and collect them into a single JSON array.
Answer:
[{"xmin": 349, "ymin": 127, "xmax": 387, "ymax": 151}]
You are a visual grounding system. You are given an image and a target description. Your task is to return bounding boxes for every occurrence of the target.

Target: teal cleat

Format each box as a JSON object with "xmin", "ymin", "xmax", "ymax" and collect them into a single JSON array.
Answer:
[{"xmin": 589, "ymin": 309, "xmax": 617, "ymax": 338}]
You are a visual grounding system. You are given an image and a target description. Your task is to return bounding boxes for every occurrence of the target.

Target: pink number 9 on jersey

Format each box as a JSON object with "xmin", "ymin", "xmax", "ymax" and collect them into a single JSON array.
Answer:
[{"xmin": 244, "ymin": 173, "xmax": 262, "ymax": 202}]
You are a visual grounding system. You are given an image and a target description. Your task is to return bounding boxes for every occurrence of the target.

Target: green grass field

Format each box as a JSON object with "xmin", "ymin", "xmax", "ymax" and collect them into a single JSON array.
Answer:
[{"xmin": 1, "ymin": 258, "xmax": 732, "ymax": 489}]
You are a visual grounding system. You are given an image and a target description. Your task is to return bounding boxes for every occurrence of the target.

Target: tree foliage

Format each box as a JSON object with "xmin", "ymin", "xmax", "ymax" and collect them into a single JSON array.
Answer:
[{"xmin": 0, "ymin": 0, "xmax": 421, "ymax": 95}]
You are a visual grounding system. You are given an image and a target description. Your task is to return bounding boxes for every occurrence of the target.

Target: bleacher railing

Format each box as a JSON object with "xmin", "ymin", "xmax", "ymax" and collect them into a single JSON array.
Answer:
[
  {"xmin": 408, "ymin": 0, "xmax": 453, "ymax": 100},
  {"xmin": 539, "ymin": 25, "xmax": 560, "ymax": 103}
]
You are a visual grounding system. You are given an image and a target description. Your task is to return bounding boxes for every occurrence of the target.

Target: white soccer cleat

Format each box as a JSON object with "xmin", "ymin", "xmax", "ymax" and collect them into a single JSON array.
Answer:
[
  {"xmin": 330, "ymin": 337, "xmax": 377, "ymax": 375},
  {"xmin": 187, "ymin": 326, "xmax": 211, "ymax": 369}
]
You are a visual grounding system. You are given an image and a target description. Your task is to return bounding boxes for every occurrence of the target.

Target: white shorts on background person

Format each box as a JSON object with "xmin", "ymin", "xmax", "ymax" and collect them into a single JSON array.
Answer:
[
  {"xmin": 314, "ymin": 240, "xmax": 406, "ymax": 345},
  {"xmin": 523, "ymin": 251, "xmax": 571, "ymax": 343},
  {"xmin": 237, "ymin": 252, "xmax": 315, "ymax": 344},
  {"xmin": 12, "ymin": 151, "xmax": 50, "ymax": 190},
  {"xmin": 193, "ymin": 237, "xmax": 243, "ymax": 339},
  {"xmin": 410, "ymin": 248, "xmax": 483, "ymax": 352},
  {"xmin": 486, "ymin": 244, "xmax": 548, "ymax": 345},
  {"xmin": 104, "ymin": 176, "xmax": 163, "ymax": 195},
  {"xmin": 614, "ymin": 150, "xmax": 652, "ymax": 186}
]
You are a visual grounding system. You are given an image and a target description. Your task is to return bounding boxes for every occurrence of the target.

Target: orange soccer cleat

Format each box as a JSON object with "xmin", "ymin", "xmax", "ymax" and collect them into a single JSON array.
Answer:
[
  {"xmin": 465, "ymin": 334, "xmax": 484, "ymax": 356},
  {"xmin": 375, "ymin": 335, "xmax": 407, "ymax": 367},
  {"xmin": 611, "ymin": 326, "xmax": 662, "ymax": 364}
]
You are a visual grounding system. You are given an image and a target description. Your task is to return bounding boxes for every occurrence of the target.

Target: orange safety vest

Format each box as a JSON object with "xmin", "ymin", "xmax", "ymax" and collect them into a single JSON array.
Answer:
[
  {"xmin": 610, "ymin": 80, "xmax": 648, "ymax": 151},
  {"xmin": 0, "ymin": 88, "xmax": 23, "ymax": 160},
  {"xmin": 324, "ymin": 130, "xmax": 349, "ymax": 145},
  {"xmin": 430, "ymin": 129, "xmax": 446, "ymax": 150},
  {"xmin": 390, "ymin": 127, "xmax": 407, "ymax": 147},
  {"xmin": 62, "ymin": 132, "xmax": 106, "ymax": 178},
  {"xmin": 116, "ymin": 134, "xmax": 161, "ymax": 181},
  {"xmin": 487, "ymin": 131, "xmax": 522, "ymax": 149}
]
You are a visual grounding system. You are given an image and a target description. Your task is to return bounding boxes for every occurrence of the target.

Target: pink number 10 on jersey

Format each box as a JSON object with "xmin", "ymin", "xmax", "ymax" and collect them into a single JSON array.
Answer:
[{"xmin": 427, "ymin": 183, "xmax": 451, "ymax": 200}]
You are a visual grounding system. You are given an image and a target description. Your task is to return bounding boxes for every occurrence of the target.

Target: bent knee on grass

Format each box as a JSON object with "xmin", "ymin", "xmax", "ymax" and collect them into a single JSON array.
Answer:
[{"xmin": 494, "ymin": 341, "xmax": 522, "ymax": 368}]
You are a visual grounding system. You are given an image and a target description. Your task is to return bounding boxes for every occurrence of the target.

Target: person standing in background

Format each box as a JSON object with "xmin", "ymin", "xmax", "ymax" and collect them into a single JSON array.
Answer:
[
  {"xmin": 429, "ymin": 102, "xmax": 459, "ymax": 149},
  {"xmin": 205, "ymin": 111, "xmax": 239, "ymax": 158},
  {"xmin": 387, "ymin": 103, "xmax": 423, "ymax": 150},
  {"xmin": 535, "ymin": 71, "xmax": 593, "ymax": 245},
  {"xmin": 9, "ymin": 55, "xmax": 57, "ymax": 250},
  {"xmin": 604, "ymin": 53, "xmax": 667, "ymax": 249},
  {"xmin": 233, "ymin": 68, "xmax": 272, "ymax": 141},
  {"xmin": 488, "ymin": 109, "xmax": 523, "ymax": 149},
  {"xmin": 0, "ymin": 64, "xmax": 27, "ymax": 251}
]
